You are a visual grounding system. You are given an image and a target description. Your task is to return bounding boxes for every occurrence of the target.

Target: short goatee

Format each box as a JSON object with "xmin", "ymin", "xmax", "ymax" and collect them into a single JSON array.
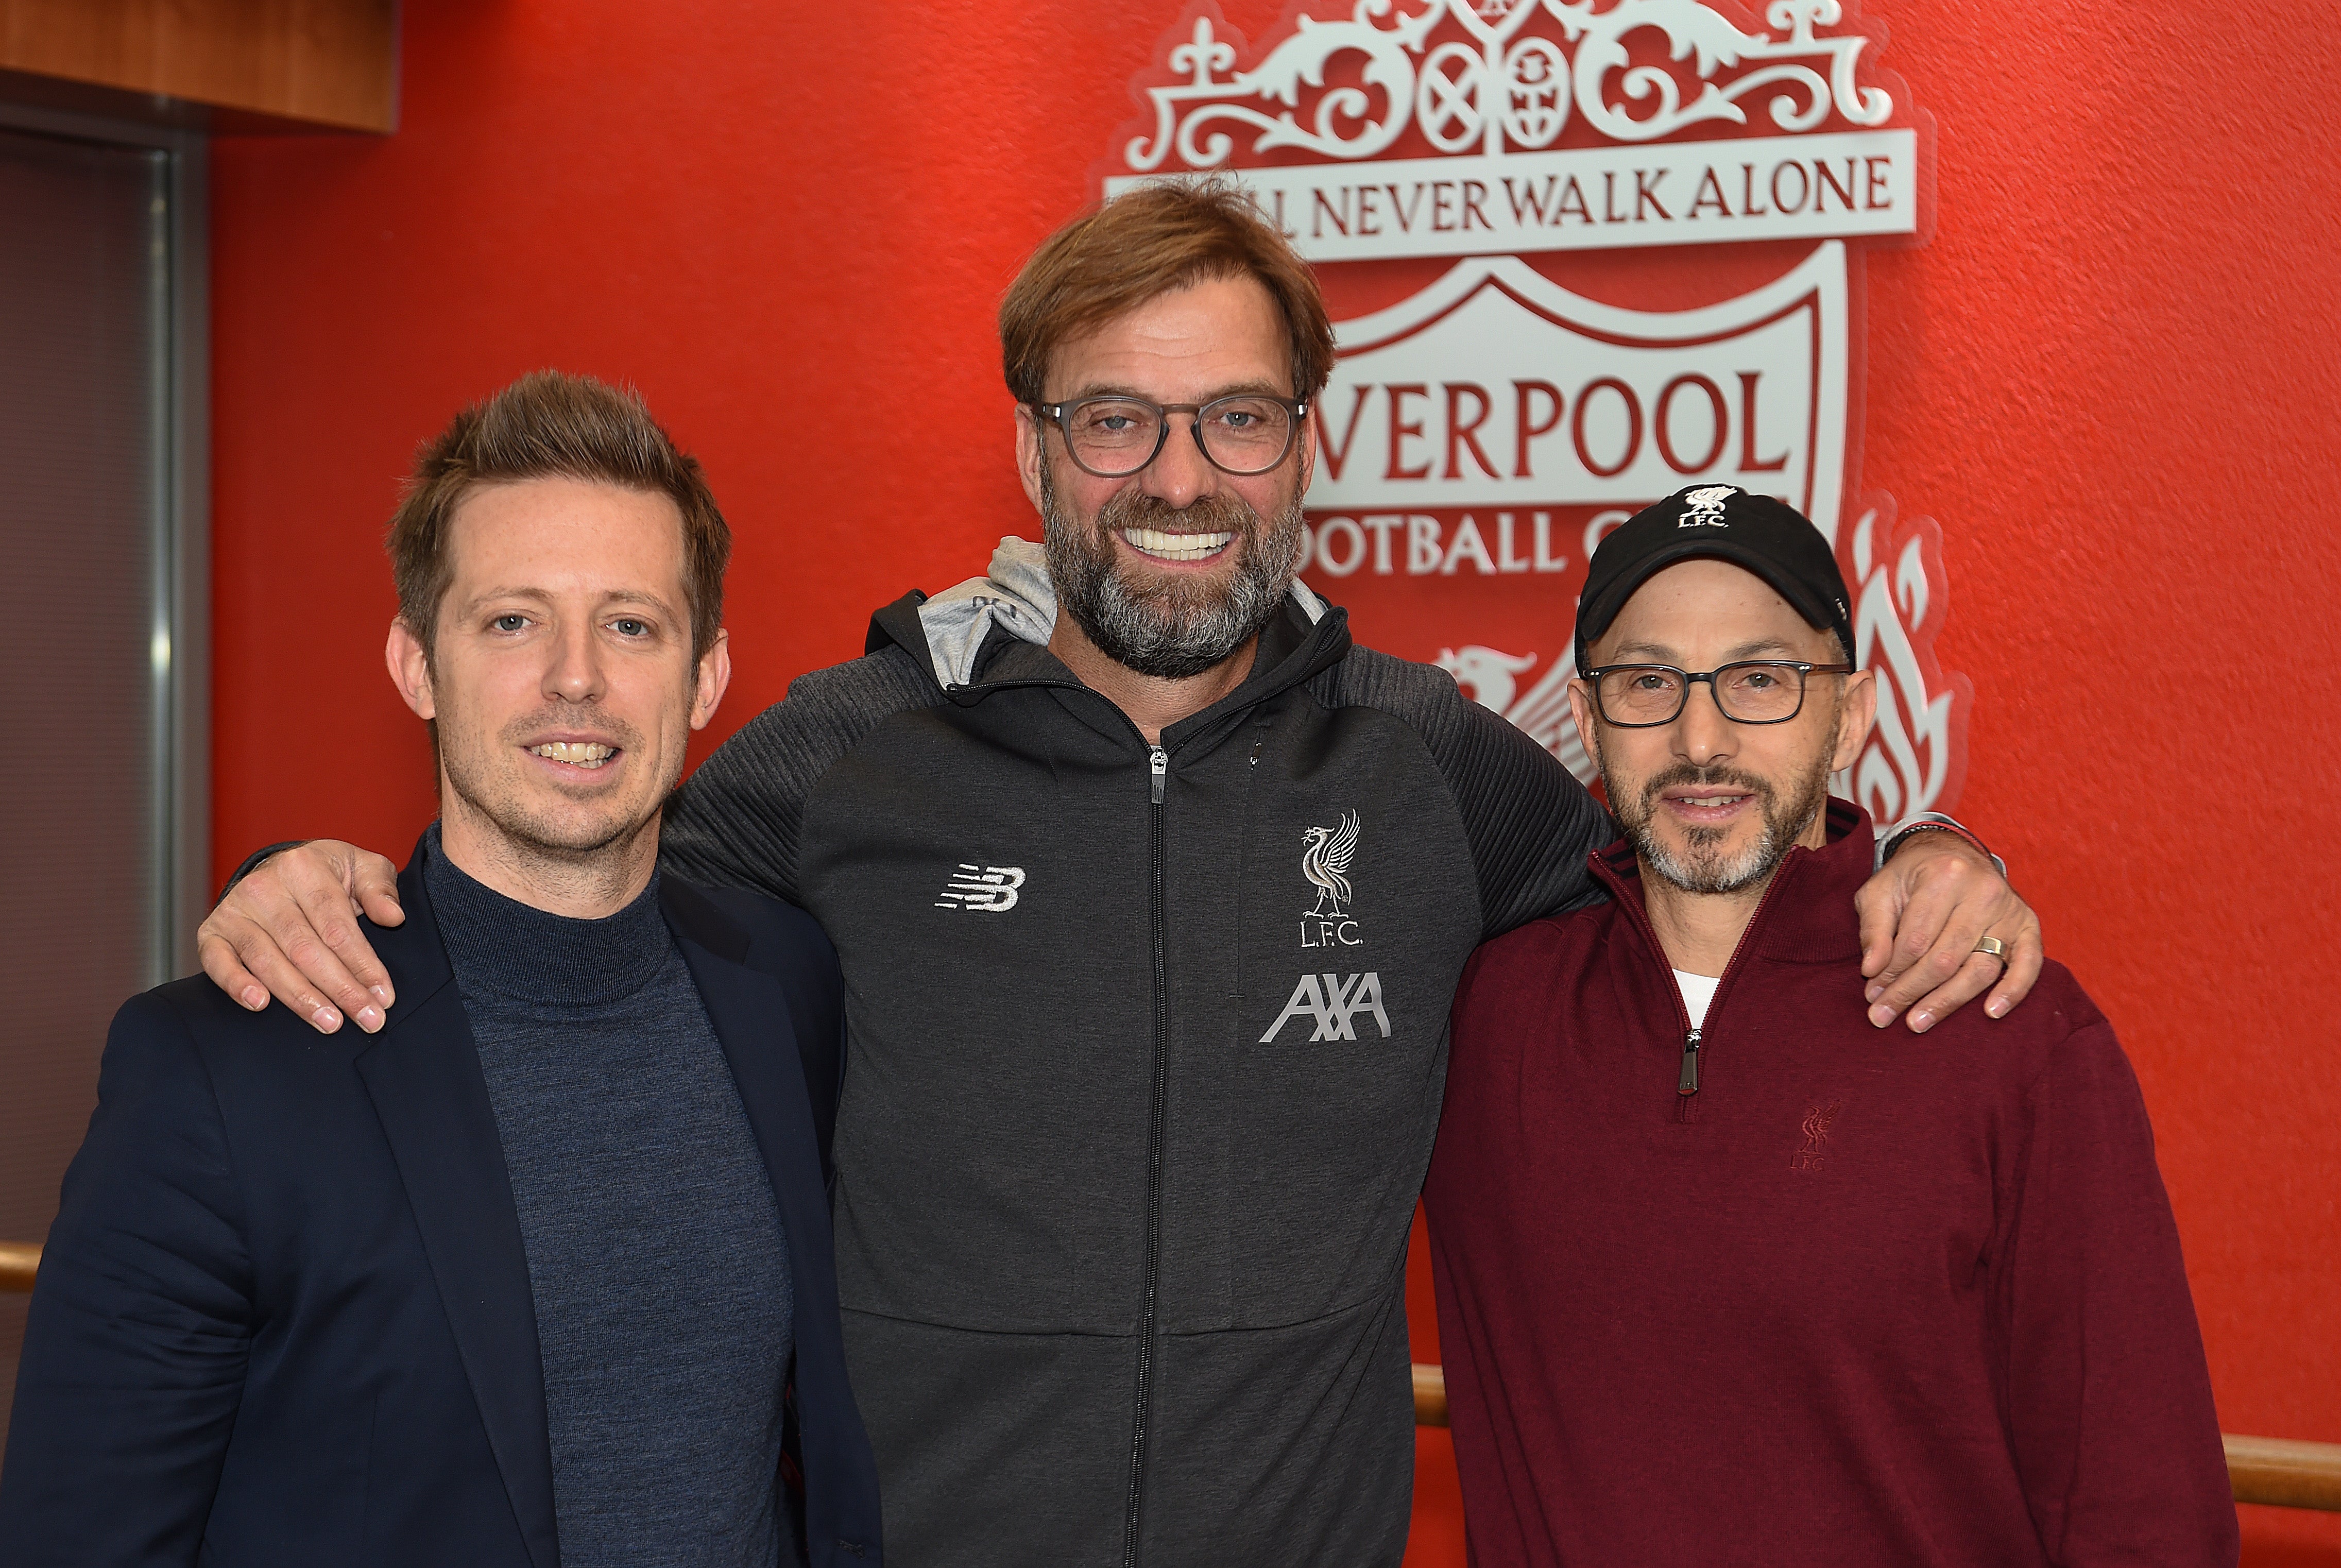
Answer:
[
  {"xmin": 1603, "ymin": 747, "xmax": 1836, "ymax": 896},
  {"xmin": 1039, "ymin": 459, "xmax": 1305, "ymax": 679}
]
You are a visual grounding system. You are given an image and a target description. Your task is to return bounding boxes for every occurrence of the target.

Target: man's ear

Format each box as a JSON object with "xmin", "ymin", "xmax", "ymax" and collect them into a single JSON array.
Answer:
[
  {"xmin": 1015, "ymin": 404, "xmax": 1047, "ymax": 515},
  {"xmin": 1565, "ymin": 677, "xmax": 1602, "ymax": 779},
  {"xmin": 386, "ymin": 619, "xmax": 436, "ymax": 720},
  {"xmin": 1832, "ymin": 668, "xmax": 1878, "ymax": 773},
  {"xmin": 690, "ymin": 628, "xmax": 732, "ymax": 731},
  {"xmin": 1291, "ymin": 401, "xmax": 1318, "ymax": 495}
]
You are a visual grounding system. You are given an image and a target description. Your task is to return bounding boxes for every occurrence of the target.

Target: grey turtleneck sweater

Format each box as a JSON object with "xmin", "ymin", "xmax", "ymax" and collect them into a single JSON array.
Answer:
[{"xmin": 423, "ymin": 829, "xmax": 794, "ymax": 1567}]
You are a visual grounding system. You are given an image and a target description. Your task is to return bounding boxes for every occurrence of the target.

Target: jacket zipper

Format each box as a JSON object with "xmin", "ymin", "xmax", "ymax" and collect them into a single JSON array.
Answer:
[
  {"xmin": 1122, "ymin": 744, "xmax": 1172, "ymax": 1567},
  {"xmin": 1606, "ymin": 854, "xmax": 1801, "ymax": 1122}
]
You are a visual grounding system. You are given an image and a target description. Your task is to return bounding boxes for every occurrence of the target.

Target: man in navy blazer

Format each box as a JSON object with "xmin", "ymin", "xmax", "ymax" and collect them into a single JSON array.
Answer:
[{"xmin": 0, "ymin": 372, "xmax": 882, "ymax": 1567}]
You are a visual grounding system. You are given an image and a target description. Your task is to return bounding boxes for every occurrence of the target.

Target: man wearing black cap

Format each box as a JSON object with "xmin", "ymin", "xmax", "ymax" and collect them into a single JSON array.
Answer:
[{"xmin": 1423, "ymin": 485, "xmax": 2237, "ymax": 1567}]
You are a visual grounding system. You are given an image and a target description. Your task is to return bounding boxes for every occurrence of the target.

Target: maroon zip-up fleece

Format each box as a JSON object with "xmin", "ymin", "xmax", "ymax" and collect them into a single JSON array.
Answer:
[{"xmin": 1424, "ymin": 801, "xmax": 2236, "ymax": 1566}]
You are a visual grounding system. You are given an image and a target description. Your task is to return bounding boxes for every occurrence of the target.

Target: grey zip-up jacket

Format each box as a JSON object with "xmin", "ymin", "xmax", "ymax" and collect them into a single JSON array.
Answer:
[{"xmin": 659, "ymin": 540, "xmax": 1613, "ymax": 1567}]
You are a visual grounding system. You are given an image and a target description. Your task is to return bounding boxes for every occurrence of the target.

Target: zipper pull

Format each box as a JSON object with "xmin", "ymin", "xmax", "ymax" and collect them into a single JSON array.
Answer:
[
  {"xmin": 1678, "ymin": 1027, "xmax": 1702, "ymax": 1096},
  {"xmin": 1149, "ymin": 746, "xmax": 1168, "ymax": 805}
]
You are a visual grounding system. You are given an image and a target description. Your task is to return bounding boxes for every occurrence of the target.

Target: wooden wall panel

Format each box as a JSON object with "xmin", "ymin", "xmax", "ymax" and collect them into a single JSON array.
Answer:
[{"xmin": 0, "ymin": 0, "xmax": 396, "ymax": 132}]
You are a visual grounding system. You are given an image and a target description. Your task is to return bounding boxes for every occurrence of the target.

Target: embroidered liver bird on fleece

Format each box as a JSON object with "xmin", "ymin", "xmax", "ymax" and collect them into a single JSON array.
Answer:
[{"xmin": 1301, "ymin": 811, "xmax": 1360, "ymax": 918}]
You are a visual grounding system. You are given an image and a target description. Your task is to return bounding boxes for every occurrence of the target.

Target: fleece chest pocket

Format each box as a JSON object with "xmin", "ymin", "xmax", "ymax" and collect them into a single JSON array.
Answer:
[
  {"xmin": 1211, "ymin": 774, "xmax": 1474, "ymax": 1325},
  {"xmin": 1249, "ymin": 814, "xmax": 1382, "ymax": 1045},
  {"xmin": 1229, "ymin": 774, "xmax": 1469, "ymax": 1119},
  {"xmin": 1233, "ymin": 753, "xmax": 1474, "ymax": 1061}
]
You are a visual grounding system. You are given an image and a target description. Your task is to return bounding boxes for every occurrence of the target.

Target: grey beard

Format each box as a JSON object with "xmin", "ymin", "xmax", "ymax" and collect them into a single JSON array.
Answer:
[
  {"xmin": 1039, "ymin": 460, "xmax": 1306, "ymax": 680},
  {"xmin": 1603, "ymin": 746, "xmax": 1835, "ymax": 896}
]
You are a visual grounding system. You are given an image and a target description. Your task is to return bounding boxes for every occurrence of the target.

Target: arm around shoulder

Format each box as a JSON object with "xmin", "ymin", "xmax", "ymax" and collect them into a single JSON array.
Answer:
[
  {"xmin": 1389, "ymin": 656, "xmax": 1615, "ymax": 937},
  {"xmin": 0, "ymin": 990, "xmax": 255, "ymax": 1564},
  {"xmin": 660, "ymin": 646, "xmax": 938, "ymax": 903}
]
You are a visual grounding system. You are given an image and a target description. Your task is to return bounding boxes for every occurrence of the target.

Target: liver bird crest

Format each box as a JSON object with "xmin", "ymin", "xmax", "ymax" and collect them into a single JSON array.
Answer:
[{"xmin": 1301, "ymin": 810, "xmax": 1360, "ymax": 917}]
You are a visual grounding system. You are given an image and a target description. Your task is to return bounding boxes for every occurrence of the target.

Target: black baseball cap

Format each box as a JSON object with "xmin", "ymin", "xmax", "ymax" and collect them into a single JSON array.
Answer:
[{"xmin": 1574, "ymin": 485, "xmax": 1854, "ymax": 673}]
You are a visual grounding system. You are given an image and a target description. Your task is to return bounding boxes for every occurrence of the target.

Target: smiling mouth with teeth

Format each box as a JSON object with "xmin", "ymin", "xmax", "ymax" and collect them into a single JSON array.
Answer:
[
  {"xmin": 1120, "ymin": 526, "xmax": 1235, "ymax": 563},
  {"xmin": 531, "ymin": 741, "xmax": 617, "ymax": 770}
]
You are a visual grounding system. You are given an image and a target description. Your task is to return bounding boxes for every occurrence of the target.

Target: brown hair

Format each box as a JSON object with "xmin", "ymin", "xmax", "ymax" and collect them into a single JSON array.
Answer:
[
  {"xmin": 999, "ymin": 178, "xmax": 1337, "ymax": 407},
  {"xmin": 385, "ymin": 370, "xmax": 730, "ymax": 662}
]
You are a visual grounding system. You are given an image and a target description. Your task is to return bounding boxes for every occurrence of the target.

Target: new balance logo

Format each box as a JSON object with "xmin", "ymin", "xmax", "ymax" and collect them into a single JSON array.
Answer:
[
  {"xmin": 936, "ymin": 864, "xmax": 1024, "ymax": 912},
  {"xmin": 1259, "ymin": 972, "xmax": 1391, "ymax": 1043}
]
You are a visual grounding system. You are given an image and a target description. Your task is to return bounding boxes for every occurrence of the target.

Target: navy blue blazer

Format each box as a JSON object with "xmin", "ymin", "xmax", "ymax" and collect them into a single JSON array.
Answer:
[{"xmin": 0, "ymin": 847, "xmax": 882, "ymax": 1567}]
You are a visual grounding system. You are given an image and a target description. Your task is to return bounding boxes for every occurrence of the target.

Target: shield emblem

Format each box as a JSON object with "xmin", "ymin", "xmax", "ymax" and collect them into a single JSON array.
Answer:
[
  {"xmin": 1102, "ymin": 0, "xmax": 1963, "ymax": 821},
  {"xmin": 1307, "ymin": 242, "xmax": 1848, "ymax": 533}
]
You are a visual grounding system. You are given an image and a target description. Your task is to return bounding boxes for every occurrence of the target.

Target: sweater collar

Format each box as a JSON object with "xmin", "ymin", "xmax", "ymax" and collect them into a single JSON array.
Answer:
[
  {"xmin": 420, "ymin": 824, "xmax": 673, "ymax": 1007},
  {"xmin": 1589, "ymin": 797, "xmax": 1875, "ymax": 966}
]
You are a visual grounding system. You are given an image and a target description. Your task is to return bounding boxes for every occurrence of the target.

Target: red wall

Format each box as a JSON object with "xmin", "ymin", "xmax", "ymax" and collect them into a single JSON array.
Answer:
[{"xmin": 210, "ymin": 3, "xmax": 2341, "ymax": 1560}]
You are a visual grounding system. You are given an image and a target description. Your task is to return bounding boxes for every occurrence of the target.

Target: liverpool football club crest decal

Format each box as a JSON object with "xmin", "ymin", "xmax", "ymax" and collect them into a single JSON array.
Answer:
[
  {"xmin": 1096, "ymin": 0, "xmax": 1969, "ymax": 819},
  {"xmin": 1300, "ymin": 809, "xmax": 1363, "ymax": 946}
]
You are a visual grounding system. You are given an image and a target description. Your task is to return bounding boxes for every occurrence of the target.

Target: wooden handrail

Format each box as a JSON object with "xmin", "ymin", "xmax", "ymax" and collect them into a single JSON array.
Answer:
[
  {"xmin": 2223, "ymin": 1435, "xmax": 2341, "ymax": 1512},
  {"xmin": 1410, "ymin": 1364, "xmax": 2341, "ymax": 1513},
  {"xmin": 1412, "ymin": 1361, "xmax": 1447, "ymax": 1427},
  {"xmin": 1, "ymin": 1240, "xmax": 37, "ymax": 1294}
]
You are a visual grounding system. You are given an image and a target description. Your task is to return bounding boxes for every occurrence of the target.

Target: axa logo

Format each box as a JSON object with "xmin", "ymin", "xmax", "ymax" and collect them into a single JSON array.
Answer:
[
  {"xmin": 1259, "ymin": 972, "xmax": 1391, "ymax": 1044},
  {"xmin": 1300, "ymin": 809, "xmax": 1363, "ymax": 948},
  {"xmin": 1679, "ymin": 485, "xmax": 1738, "ymax": 526},
  {"xmin": 935, "ymin": 863, "xmax": 1023, "ymax": 912}
]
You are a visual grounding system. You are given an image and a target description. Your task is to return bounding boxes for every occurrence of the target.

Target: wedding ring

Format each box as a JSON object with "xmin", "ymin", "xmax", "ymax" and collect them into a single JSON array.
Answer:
[{"xmin": 1973, "ymin": 935, "xmax": 2009, "ymax": 966}]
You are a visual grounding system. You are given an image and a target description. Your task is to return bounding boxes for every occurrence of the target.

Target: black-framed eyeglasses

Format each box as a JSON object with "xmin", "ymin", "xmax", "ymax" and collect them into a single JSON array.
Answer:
[
  {"xmin": 1033, "ymin": 393, "xmax": 1309, "ymax": 479},
  {"xmin": 1584, "ymin": 660, "xmax": 1854, "ymax": 727}
]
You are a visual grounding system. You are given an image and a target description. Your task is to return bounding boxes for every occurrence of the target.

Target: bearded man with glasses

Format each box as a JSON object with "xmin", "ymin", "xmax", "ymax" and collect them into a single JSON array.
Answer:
[
  {"xmin": 193, "ymin": 184, "xmax": 2043, "ymax": 1567},
  {"xmin": 1424, "ymin": 486, "xmax": 2235, "ymax": 1567}
]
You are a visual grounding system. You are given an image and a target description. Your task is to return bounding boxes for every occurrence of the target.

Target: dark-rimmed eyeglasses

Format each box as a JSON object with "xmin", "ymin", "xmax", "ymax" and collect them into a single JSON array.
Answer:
[
  {"xmin": 1033, "ymin": 393, "xmax": 1309, "ymax": 479},
  {"xmin": 1584, "ymin": 661, "xmax": 1854, "ymax": 727}
]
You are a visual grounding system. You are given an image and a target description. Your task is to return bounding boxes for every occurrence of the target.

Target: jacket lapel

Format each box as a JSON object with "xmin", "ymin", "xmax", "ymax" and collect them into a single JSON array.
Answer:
[
  {"xmin": 662, "ymin": 878, "xmax": 885, "ymax": 1556},
  {"xmin": 355, "ymin": 850, "xmax": 559, "ymax": 1568},
  {"xmin": 660, "ymin": 882, "xmax": 835, "ymax": 1270}
]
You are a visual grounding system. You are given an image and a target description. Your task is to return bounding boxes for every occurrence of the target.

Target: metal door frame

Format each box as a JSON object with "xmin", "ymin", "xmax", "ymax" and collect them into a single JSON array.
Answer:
[{"xmin": 0, "ymin": 101, "xmax": 207, "ymax": 982}]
